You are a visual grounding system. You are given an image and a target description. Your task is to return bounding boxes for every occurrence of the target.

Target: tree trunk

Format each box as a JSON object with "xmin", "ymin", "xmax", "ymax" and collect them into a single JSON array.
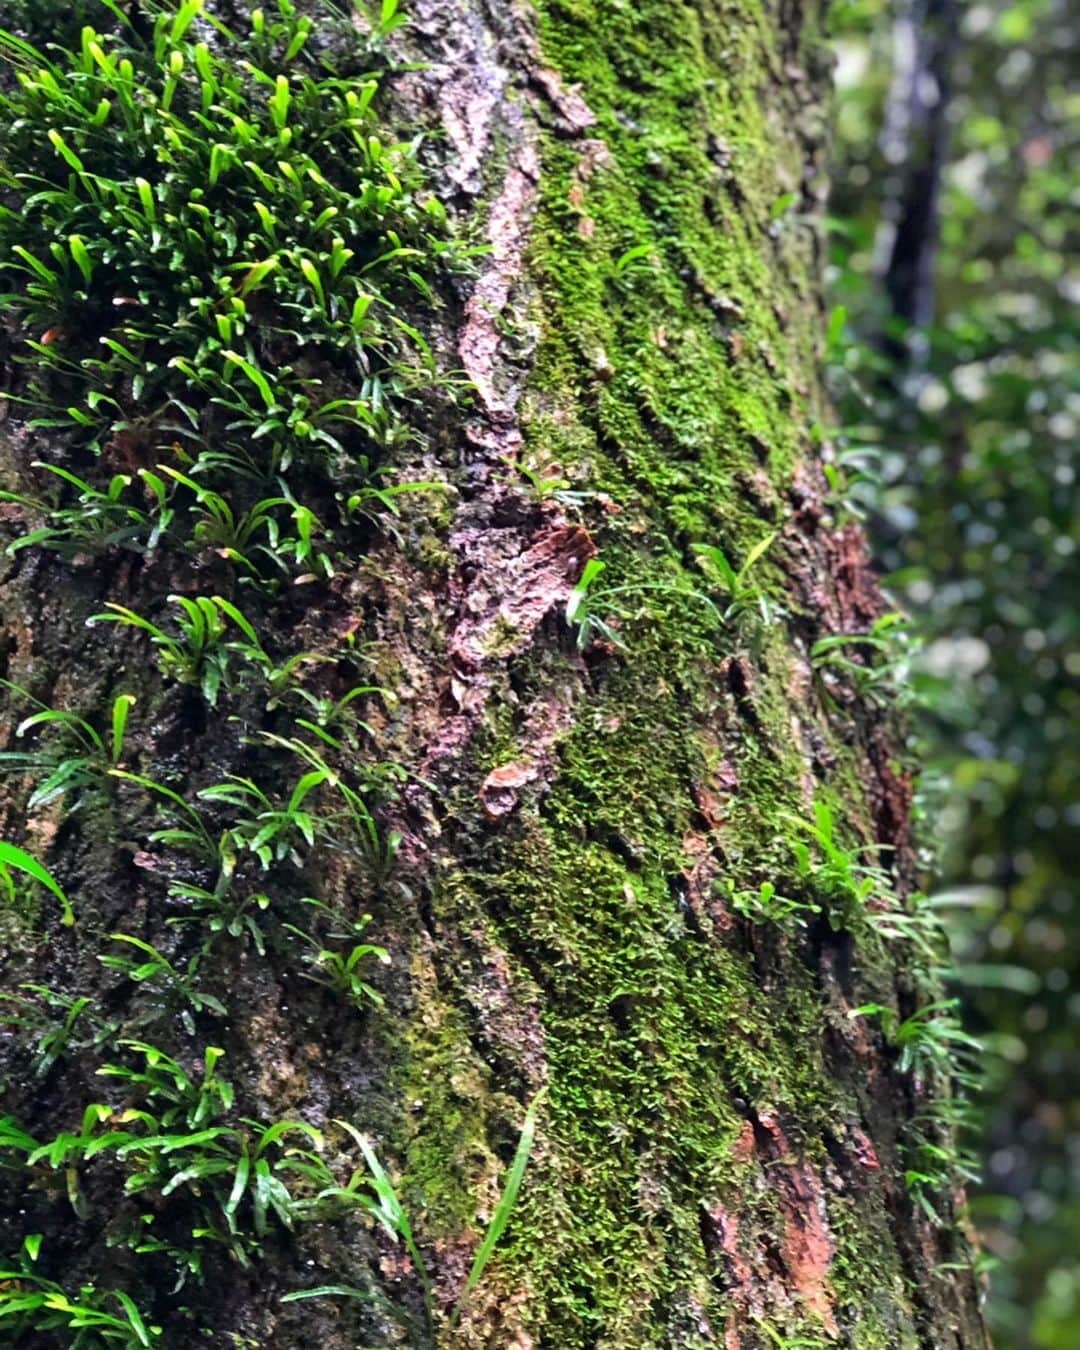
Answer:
[{"xmin": 0, "ymin": 1, "xmax": 990, "ymax": 1347}]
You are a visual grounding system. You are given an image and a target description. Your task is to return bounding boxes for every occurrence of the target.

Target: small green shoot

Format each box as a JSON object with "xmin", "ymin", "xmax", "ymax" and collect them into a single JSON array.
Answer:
[
  {"xmin": 0, "ymin": 682, "xmax": 134, "ymax": 808},
  {"xmin": 811, "ymin": 611, "xmax": 913, "ymax": 708},
  {"xmin": 0, "ymin": 840, "xmax": 73, "ymax": 925},
  {"xmin": 98, "ymin": 935, "xmax": 226, "ymax": 1034},
  {"xmin": 849, "ymin": 999, "xmax": 982, "ymax": 1079},
  {"xmin": 724, "ymin": 880, "xmax": 821, "ymax": 931},
  {"xmin": 779, "ymin": 800, "xmax": 890, "ymax": 928},
  {"xmin": 88, "ymin": 596, "xmax": 267, "ymax": 705},
  {"xmin": 0, "ymin": 985, "xmax": 97, "ymax": 1077},
  {"xmin": 692, "ymin": 532, "xmax": 777, "ymax": 623},
  {"xmin": 0, "ymin": 1273, "xmax": 159, "ymax": 1346},
  {"xmin": 283, "ymin": 902, "xmax": 390, "ymax": 1008},
  {"xmin": 565, "ymin": 557, "xmax": 719, "ymax": 652}
]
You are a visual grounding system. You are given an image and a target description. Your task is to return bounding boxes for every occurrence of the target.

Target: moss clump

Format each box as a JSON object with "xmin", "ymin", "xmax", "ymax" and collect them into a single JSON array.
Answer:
[{"xmin": 525, "ymin": 0, "xmax": 824, "ymax": 550}]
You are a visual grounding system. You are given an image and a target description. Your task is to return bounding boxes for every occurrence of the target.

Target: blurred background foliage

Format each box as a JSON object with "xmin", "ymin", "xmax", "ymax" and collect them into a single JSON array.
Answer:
[{"xmin": 828, "ymin": 0, "xmax": 1078, "ymax": 1342}]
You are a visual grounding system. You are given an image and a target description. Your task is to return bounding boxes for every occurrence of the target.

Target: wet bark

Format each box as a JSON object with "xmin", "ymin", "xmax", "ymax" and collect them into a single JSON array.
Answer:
[{"xmin": 0, "ymin": 1, "xmax": 990, "ymax": 1346}]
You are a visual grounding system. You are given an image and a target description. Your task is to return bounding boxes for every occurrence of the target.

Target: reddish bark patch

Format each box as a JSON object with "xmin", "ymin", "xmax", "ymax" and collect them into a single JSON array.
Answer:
[
  {"xmin": 731, "ymin": 1119, "xmax": 756, "ymax": 1164},
  {"xmin": 680, "ymin": 829, "xmax": 731, "ymax": 934},
  {"xmin": 753, "ymin": 1111, "xmax": 836, "ymax": 1331},
  {"xmin": 477, "ymin": 678, "xmax": 578, "ymax": 819},
  {"xmin": 458, "ymin": 144, "xmax": 540, "ymax": 439},
  {"xmin": 529, "ymin": 66, "xmax": 596, "ymax": 133},
  {"xmin": 776, "ymin": 1158, "xmax": 837, "ymax": 1331},
  {"xmin": 829, "ymin": 522, "xmax": 885, "ymax": 634},
  {"xmin": 449, "ymin": 523, "xmax": 595, "ymax": 677},
  {"xmin": 851, "ymin": 1127, "xmax": 881, "ymax": 1171},
  {"xmin": 711, "ymin": 1112, "xmax": 839, "ymax": 1336},
  {"xmin": 480, "ymin": 759, "xmax": 540, "ymax": 817}
]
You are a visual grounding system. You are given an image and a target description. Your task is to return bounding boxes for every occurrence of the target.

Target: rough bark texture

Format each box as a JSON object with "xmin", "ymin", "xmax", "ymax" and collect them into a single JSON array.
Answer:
[{"xmin": 0, "ymin": 1, "xmax": 990, "ymax": 1347}]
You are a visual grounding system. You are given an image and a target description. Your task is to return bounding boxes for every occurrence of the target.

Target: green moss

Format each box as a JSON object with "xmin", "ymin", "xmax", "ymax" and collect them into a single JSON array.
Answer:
[
  {"xmin": 828, "ymin": 1191, "xmax": 923, "ymax": 1349},
  {"xmin": 398, "ymin": 949, "xmax": 499, "ymax": 1234},
  {"xmin": 381, "ymin": 1, "xmax": 934, "ymax": 1343},
  {"xmin": 479, "ymin": 614, "xmax": 527, "ymax": 659},
  {"xmin": 524, "ymin": 0, "xmax": 824, "ymax": 554},
  {"xmin": 468, "ymin": 655, "xmax": 845, "ymax": 1336}
]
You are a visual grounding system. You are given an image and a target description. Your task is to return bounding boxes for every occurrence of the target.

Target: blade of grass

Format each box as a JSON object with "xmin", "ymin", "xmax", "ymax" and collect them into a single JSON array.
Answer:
[{"xmin": 451, "ymin": 1087, "xmax": 546, "ymax": 1324}]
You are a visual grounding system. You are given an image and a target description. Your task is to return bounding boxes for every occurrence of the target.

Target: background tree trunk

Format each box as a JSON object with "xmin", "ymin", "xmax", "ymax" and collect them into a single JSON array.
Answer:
[{"xmin": 0, "ymin": 0, "xmax": 990, "ymax": 1346}]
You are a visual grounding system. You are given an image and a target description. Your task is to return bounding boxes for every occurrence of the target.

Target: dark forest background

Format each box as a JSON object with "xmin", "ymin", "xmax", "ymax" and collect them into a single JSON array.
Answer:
[{"xmin": 828, "ymin": 0, "xmax": 1078, "ymax": 1341}]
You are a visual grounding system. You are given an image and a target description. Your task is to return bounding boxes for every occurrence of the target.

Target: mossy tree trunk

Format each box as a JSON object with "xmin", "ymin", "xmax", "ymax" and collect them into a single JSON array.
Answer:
[{"xmin": 0, "ymin": 0, "xmax": 989, "ymax": 1346}]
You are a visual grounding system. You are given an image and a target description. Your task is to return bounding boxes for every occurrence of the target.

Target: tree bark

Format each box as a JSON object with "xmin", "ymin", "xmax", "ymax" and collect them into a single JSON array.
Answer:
[{"xmin": 0, "ymin": 1, "xmax": 990, "ymax": 1347}]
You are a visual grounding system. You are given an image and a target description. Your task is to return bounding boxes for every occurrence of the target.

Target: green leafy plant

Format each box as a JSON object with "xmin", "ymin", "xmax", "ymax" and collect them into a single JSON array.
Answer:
[
  {"xmin": 904, "ymin": 1092, "xmax": 983, "ymax": 1224},
  {"xmin": 198, "ymin": 769, "xmax": 335, "ymax": 869},
  {"xmin": 0, "ymin": 463, "xmax": 169, "ymax": 558},
  {"xmin": 869, "ymin": 888, "xmax": 952, "ymax": 966},
  {"xmin": 110, "ymin": 768, "xmax": 218, "ymax": 864},
  {"xmin": 564, "ymin": 559, "xmax": 626, "ymax": 652},
  {"xmin": 0, "ymin": 1037, "xmax": 470, "ymax": 1287},
  {"xmin": 0, "ymin": 681, "xmax": 134, "ymax": 808},
  {"xmin": 1, "ymin": 1041, "xmax": 331, "ymax": 1269},
  {"xmin": 721, "ymin": 879, "xmax": 821, "ymax": 931},
  {"xmin": 692, "ymin": 532, "xmax": 778, "ymax": 623},
  {"xmin": 500, "ymin": 453, "xmax": 575, "ymax": 504},
  {"xmin": 338, "ymin": 471, "xmax": 449, "ymax": 544},
  {"xmin": 811, "ymin": 611, "xmax": 914, "ymax": 708},
  {"xmin": 283, "ymin": 900, "xmax": 390, "ymax": 1007},
  {"xmin": 254, "ymin": 731, "xmax": 404, "ymax": 877},
  {"xmin": 330, "ymin": 1120, "xmax": 432, "ymax": 1319},
  {"xmin": 284, "ymin": 681, "xmax": 389, "ymax": 749},
  {"xmin": 448, "ymin": 1086, "xmax": 546, "ymax": 1326},
  {"xmin": 293, "ymin": 1090, "xmax": 546, "ymax": 1336},
  {"xmin": 98, "ymin": 934, "xmax": 225, "ymax": 1034},
  {"xmin": 0, "ymin": 1266, "xmax": 159, "ymax": 1347},
  {"xmin": 156, "ymin": 466, "xmax": 340, "ymax": 583},
  {"xmin": 88, "ymin": 595, "xmax": 266, "ymax": 704},
  {"xmin": 157, "ymin": 466, "xmax": 288, "ymax": 566},
  {"xmin": 0, "ymin": 0, "xmax": 460, "ymax": 544},
  {"xmin": 167, "ymin": 863, "xmax": 272, "ymax": 956},
  {"xmin": 109, "ymin": 739, "xmax": 397, "ymax": 945},
  {"xmin": 564, "ymin": 557, "xmax": 719, "ymax": 652},
  {"xmin": 0, "ymin": 839, "xmax": 73, "ymax": 925},
  {"xmin": 779, "ymin": 800, "xmax": 890, "ymax": 928},
  {"xmin": 820, "ymin": 436, "xmax": 882, "ymax": 523},
  {"xmin": 849, "ymin": 999, "xmax": 983, "ymax": 1224},
  {"xmin": 0, "ymin": 0, "xmax": 464, "ymax": 1326},
  {"xmin": 849, "ymin": 999, "xmax": 982, "ymax": 1080},
  {"xmin": 0, "ymin": 985, "xmax": 98, "ymax": 1077}
]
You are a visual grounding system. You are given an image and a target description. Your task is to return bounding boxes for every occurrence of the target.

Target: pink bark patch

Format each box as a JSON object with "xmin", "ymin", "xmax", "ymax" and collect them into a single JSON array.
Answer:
[
  {"xmin": 480, "ymin": 759, "xmax": 540, "ymax": 817},
  {"xmin": 450, "ymin": 524, "xmax": 595, "ymax": 674},
  {"xmin": 756, "ymin": 1112, "xmax": 838, "ymax": 1334}
]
